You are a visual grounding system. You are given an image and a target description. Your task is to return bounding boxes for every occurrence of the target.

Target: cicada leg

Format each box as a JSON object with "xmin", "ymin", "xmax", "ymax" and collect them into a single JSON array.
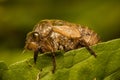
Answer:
[
  {"xmin": 34, "ymin": 50, "xmax": 39, "ymax": 64},
  {"xmin": 51, "ymin": 52, "xmax": 56, "ymax": 73},
  {"xmin": 79, "ymin": 39, "xmax": 97, "ymax": 57}
]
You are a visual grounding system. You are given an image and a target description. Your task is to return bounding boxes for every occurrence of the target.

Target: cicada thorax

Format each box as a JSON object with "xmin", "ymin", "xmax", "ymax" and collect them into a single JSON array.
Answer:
[{"xmin": 32, "ymin": 20, "xmax": 80, "ymax": 51}]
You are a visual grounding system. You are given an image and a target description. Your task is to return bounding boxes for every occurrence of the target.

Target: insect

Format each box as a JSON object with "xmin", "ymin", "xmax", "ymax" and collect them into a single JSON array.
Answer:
[{"xmin": 24, "ymin": 19, "xmax": 100, "ymax": 73}]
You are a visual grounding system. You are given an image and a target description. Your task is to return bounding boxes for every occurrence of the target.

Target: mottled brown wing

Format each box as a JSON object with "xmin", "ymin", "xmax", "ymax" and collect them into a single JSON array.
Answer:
[{"xmin": 52, "ymin": 25, "xmax": 81, "ymax": 38}]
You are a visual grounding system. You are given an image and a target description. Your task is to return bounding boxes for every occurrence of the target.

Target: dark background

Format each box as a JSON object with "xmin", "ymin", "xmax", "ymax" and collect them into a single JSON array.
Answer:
[{"xmin": 0, "ymin": 0, "xmax": 120, "ymax": 65}]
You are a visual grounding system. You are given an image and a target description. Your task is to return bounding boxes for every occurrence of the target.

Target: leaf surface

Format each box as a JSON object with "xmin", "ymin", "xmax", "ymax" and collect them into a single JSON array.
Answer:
[{"xmin": 1, "ymin": 38, "xmax": 120, "ymax": 80}]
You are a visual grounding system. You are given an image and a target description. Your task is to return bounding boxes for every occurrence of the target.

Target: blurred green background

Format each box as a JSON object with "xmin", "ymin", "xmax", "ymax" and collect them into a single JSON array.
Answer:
[{"xmin": 0, "ymin": 0, "xmax": 120, "ymax": 65}]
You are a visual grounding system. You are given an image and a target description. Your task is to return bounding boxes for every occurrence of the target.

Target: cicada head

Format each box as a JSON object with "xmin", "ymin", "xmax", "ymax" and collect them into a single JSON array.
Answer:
[{"xmin": 24, "ymin": 31, "xmax": 40, "ymax": 51}]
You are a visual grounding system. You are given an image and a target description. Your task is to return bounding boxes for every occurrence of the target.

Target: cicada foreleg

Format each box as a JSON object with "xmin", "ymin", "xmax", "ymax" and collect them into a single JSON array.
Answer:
[{"xmin": 34, "ymin": 50, "xmax": 39, "ymax": 64}]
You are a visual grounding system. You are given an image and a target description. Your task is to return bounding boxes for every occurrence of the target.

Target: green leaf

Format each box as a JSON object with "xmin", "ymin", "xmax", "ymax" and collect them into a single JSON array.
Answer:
[
  {"xmin": 0, "ymin": 62, "xmax": 8, "ymax": 80},
  {"xmin": 1, "ymin": 38, "xmax": 120, "ymax": 80}
]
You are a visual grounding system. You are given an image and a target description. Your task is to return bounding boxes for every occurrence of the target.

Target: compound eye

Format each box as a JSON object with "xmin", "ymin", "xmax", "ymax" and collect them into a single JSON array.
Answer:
[
  {"xmin": 33, "ymin": 32, "xmax": 39, "ymax": 41},
  {"xmin": 33, "ymin": 32, "xmax": 39, "ymax": 37}
]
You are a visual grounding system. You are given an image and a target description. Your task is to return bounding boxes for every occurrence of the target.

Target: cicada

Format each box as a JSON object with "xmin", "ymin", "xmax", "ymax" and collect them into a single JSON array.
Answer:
[{"xmin": 24, "ymin": 19, "xmax": 100, "ymax": 73}]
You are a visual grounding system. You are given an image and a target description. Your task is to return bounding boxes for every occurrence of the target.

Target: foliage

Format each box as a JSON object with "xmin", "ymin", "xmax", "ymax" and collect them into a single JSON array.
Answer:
[{"xmin": 0, "ymin": 39, "xmax": 120, "ymax": 80}]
